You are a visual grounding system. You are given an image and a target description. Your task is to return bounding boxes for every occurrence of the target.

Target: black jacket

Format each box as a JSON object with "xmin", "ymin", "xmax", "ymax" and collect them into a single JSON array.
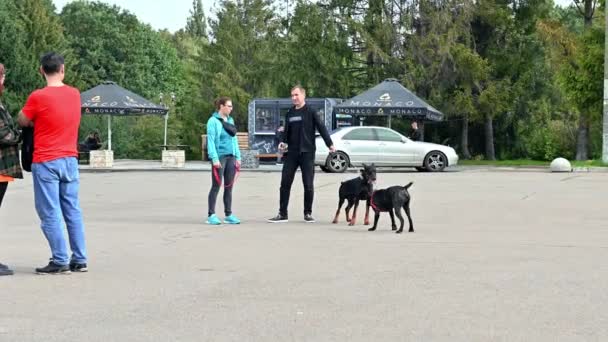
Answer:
[
  {"xmin": 274, "ymin": 127, "xmax": 284, "ymax": 146},
  {"xmin": 20, "ymin": 127, "xmax": 34, "ymax": 172},
  {"xmin": 409, "ymin": 128, "xmax": 421, "ymax": 141},
  {"xmin": 280, "ymin": 104, "xmax": 333, "ymax": 153}
]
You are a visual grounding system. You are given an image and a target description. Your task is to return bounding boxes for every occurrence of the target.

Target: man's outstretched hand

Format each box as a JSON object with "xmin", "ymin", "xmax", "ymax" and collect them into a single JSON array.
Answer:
[{"xmin": 329, "ymin": 145, "xmax": 336, "ymax": 153}]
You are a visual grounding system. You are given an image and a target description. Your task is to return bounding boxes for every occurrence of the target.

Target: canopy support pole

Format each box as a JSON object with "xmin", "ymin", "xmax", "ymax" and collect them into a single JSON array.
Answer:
[
  {"xmin": 388, "ymin": 115, "xmax": 392, "ymax": 128},
  {"xmin": 163, "ymin": 112, "xmax": 169, "ymax": 149},
  {"xmin": 107, "ymin": 116, "xmax": 112, "ymax": 150}
]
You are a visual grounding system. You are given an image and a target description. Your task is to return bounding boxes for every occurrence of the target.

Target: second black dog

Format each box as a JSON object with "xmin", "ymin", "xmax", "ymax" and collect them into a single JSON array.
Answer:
[
  {"xmin": 332, "ymin": 163, "xmax": 376, "ymax": 226},
  {"xmin": 369, "ymin": 182, "xmax": 414, "ymax": 234}
]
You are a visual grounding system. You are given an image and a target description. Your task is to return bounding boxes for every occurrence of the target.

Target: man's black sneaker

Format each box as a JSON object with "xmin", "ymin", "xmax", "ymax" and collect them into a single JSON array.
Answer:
[
  {"xmin": 69, "ymin": 263, "xmax": 88, "ymax": 273},
  {"xmin": 267, "ymin": 214, "xmax": 288, "ymax": 223},
  {"xmin": 35, "ymin": 261, "xmax": 70, "ymax": 275},
  {"xmin": 304, "ymin": 214, "xmax": 316, "ymax": 223},
  {"xmin": 0, "ymin": 262, "xmax": 9, "ymax": 269}
]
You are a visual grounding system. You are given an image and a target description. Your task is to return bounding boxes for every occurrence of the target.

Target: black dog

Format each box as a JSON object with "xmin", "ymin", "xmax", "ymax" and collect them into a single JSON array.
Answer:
[
  {"xmin": 332, "ymin": 163, "xmax": 377, "ymax": 226},
  {"xmin": 368, "ymin": 182, "xmax": 414, "ymax": 234}
]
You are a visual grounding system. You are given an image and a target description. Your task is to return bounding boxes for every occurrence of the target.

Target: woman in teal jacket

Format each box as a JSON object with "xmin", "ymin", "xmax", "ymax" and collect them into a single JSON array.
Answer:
[{"xmin": 206, "ymin": 96, "xmax": 241, "ymax": 225}]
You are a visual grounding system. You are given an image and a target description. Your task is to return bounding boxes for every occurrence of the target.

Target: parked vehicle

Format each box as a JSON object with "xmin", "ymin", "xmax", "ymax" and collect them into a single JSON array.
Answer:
[{"xmin": 315, "ymin": 126, "xmax": 459, "ymax": 173}]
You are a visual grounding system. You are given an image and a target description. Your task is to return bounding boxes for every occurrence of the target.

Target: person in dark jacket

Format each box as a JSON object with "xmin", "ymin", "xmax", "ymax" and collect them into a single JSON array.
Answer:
[
  {"xmin": 79, "ymin": 131, "xmax": 101, "ymax": 153},
  {"xmin": 0, "ymin": 62, "xmax": 23, "ymax": 276},
  {"xmin": 409, "ymin": 121, "xmax": 422, "ymax": 141},
  {"xmin": 85, "ymin": 132, "xmax": 102, "ymax": 151},
  {"xmin": 267, "ymin": 85, "xmax": 335, "ymax": 223}
]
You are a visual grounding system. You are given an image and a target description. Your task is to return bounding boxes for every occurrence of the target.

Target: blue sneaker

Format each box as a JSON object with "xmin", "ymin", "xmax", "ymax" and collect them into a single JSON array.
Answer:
[
  {"xmin": 206, "ymin": 214, "xmax": 222, "ymax": 225},
  {"xmin": 224, "ymin": 215, "xmax": 241, "ymax": 224}
]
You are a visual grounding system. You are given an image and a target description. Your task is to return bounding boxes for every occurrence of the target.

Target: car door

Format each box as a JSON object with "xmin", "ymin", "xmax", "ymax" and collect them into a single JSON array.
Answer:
[
  {"xmin": 340, "ymin": 127, "xmax": 379, "ymax": 165},
  {"xmin": 374, "ymin": 128, "xmax": 415, "ymax": 165}
]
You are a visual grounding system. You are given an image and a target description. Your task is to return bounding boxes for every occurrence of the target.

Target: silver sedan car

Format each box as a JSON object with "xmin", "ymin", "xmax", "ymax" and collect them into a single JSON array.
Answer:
[{"xmin": 315, "ymin": 126, "xmax": 459, "ymax": 173}]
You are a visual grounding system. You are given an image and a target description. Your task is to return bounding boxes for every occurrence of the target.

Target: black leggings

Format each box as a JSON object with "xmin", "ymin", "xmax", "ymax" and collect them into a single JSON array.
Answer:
[
  {"xmin": 279, "ymin": 152, "xmax": 315, "ymax": 216},
  {"xmin": 208, "ymin": 156, "xmax": 237, "ymax": 216},
  {"xmin": 0, "ymin": 182, "xmax": 7, "ymax": 208}
]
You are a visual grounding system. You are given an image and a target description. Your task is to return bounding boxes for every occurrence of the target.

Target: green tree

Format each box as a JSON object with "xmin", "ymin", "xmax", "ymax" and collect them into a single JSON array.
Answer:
[
  {"xmin": 186, "ymin": 0, "xmax": 208, "ymax": 39},
  {"xmin": 168, "ymin": 29, "xmax": 209, "ymax": 158},
  {"xmin": 0, "ymin": 0, "xmax": 70, "ymax": 114},
  {"xmin": 445, "ymin": 43, "xmax": 491, "ymax": 159},
  {"xmin": 200, "ymin": 0, "xmax": 282, "ymax": 127},
  {"xmin": 61, "ymin": 1, "xmax": 184, "ymax": 159},
  {"xmin": 401, "ymin": 0, "xmax": 482, "ymax": 157},
  {"xmin": 538, "ymin": 3, "xmax": 603, "ymax": 160},
  {"xmin": 0, "ymin": 0, "xmax": 29, "ymax": 114},
  {"xmin": 277, "ymin": 1, "xmax": 353, "ymax": 97}
]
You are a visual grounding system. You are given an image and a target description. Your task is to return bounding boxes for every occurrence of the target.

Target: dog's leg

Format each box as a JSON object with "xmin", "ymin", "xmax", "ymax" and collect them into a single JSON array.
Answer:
[
  {"xmin": 349, "ymin": 200, "xmax": 360, "ymax": 226},
  {"xmin": 333, "ymin": 197, "xmax": 345, "ymax": 224},
  {"xmin": 388, "ymin": 209, "xmax": 397, "ymax": 231},
  {"xmin": 364, "ymin": 199, "xmax": 371, "ymax": 225},
  {"xmin": 368, "ymin": 211, "xmax": 380, "ymax": 231},
  {"xmin": 404, "ymin": 201, "xmax": 414, "ymax": 232},
  {"xmin": 394, "ymin": 206, "xmax": 405, "ymax": 234},
  {"xmin": 345, "ymin": 199, "xmax": 354, "ymax": 223}
]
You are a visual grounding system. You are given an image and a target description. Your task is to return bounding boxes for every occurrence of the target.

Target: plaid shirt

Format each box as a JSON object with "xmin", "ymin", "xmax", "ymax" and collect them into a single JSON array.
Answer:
[{"xmin": 0, "ymin": 103, "xmax": 23, "ymax": 179}]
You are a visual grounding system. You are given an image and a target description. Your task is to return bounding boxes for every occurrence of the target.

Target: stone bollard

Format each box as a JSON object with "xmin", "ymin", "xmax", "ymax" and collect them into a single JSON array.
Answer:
[
  {"xmin": 89, "ymin": 150, "xmax": 114, "ymax": 168},
  {"xmin": 550, "ymin": 157, "xmax": 572, "ymax": 172},
  {"xmin": 162, "ymin": 150, "xmax": 186, "ymax": 168},
  {"xmin": 240, "ymin": 149, "xmax": 260, "ymax": 169}
]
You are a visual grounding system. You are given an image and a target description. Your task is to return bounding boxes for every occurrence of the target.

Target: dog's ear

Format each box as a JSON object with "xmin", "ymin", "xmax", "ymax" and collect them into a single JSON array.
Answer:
[
  {"xmin": 370, "ymin": 163, "xmax": 375, "ymax": 167},
  {"xmin": 362, "ymin": 163, "xmax": 367, "ymax": 168}
]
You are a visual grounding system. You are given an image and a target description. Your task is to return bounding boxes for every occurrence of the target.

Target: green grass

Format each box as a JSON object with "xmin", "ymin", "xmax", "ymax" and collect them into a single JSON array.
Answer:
[
  {"xmin": 571, "ymin": 160, "xmax": 608, "ymax": 167},
  {"xmin": 460, "ymin": 159, "xmax": 608, "ymax": 167}
]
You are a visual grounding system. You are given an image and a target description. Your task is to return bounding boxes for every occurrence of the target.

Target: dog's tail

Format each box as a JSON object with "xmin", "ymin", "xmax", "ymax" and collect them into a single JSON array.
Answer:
[{"xmin": 404, "ymin": 182, "xmax": 413, "ymax": 190}]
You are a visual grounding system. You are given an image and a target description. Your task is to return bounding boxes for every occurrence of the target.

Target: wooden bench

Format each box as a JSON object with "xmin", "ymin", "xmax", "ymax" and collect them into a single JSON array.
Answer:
[
  {"xmin": 200, "ymin": 134, "xmax": 284, "ymax": 163},
  {"xmin": 258, "ymin": 153, "xmax": 278, "ymax": 159},
  {"xmin": 202, "ymin": 133, "xmax": 249, "ymax": 160},
  {"xmin": 236, "ymin": 133, "xmax": 248, "ymax": 150}
]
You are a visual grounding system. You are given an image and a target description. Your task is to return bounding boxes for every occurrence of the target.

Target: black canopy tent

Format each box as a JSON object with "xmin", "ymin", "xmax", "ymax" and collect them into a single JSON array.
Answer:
[
  {"xmin": 81, "ymin": 81, "xmax": 168, "ymax": 150},
  {"xmin": 335, "ymin": 78, "xmax": 443, "ymax": 127}
]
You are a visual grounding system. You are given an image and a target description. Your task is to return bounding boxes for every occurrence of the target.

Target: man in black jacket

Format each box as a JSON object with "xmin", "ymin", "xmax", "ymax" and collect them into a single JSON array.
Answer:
[
  {"xmin": 409, "ymin": 121, "xmax": 422, "ymax": 141},
  {"xmin": 268, "ymin": 85, "xmax": 335, "ymax": 223}
]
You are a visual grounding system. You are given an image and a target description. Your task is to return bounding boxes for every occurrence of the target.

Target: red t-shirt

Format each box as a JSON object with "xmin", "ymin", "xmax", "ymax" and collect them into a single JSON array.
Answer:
[{"xmin": 22, "ymin": 85, "xmax": 81, "ymax": 163}]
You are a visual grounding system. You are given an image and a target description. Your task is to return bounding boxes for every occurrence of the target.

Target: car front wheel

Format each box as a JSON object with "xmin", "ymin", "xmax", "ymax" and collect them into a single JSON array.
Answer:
[
  {"xmin": 326, "ymin": 152, "xmax": 349, "ymax": 173},
  {"xmin": 423, "ymin": 151, "xmax": 447, "ymax": 172}
]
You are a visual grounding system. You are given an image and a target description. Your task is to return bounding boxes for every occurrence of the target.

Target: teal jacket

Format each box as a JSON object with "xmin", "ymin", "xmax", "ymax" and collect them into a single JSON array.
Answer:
[{"xmin": 206, "ymin": 112, "xmax": 241, "ymax": 163}]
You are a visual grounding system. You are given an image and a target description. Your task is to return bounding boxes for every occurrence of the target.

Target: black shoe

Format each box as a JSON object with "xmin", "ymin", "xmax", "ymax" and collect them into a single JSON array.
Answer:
[
  {"xmin": 35, "ymin": 261, "xmax": 70, "ymax": 275},
  {"xmin": 304, "ymin": 214, "xmax": 315, "ymax": 223},
  {"xmin": 267, "ymin": 213, "xmax": 288, "ymax": 223},
  {"xmin": 70, "ymin": 263, "xmax": 88, "ymax": 273},
  {"xmin": 0, "ymin": 262, "xmax": 9, "ymax": 269}
]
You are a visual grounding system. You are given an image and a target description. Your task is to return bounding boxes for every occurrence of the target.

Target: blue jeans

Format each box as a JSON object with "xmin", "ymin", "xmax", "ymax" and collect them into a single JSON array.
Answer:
[{"xmin": 32, "ymin": 157, "xmax": 87, "ymax": 266}]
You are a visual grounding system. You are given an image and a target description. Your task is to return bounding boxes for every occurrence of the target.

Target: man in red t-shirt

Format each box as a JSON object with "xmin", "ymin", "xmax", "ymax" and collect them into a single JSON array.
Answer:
[{"xmin": 18, "ymin": 52, "xmax": 87, "ymax": 275}]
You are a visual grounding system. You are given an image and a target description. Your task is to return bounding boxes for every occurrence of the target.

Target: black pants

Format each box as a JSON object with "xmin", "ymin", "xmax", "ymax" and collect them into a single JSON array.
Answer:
[
  {"xmin": 208, "ymin": 156, "xmax": 237, "ymax": 216},
  {"xmin": 0, "ymin": 182, "xmax": 7, "ymax": 208},
  {"xmin": 279, "ymin": 151, "xmax": 315, "ymax": 216}
]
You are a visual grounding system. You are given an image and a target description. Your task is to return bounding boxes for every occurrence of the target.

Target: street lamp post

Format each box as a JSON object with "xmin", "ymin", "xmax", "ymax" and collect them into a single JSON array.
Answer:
[
  {"xmin": 603, "ymin": 2, "xmax": 608, "ymax": 162},
  {"xmin": 160, "ymin": 92, "xmax": 176, "ymax": 149}
]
